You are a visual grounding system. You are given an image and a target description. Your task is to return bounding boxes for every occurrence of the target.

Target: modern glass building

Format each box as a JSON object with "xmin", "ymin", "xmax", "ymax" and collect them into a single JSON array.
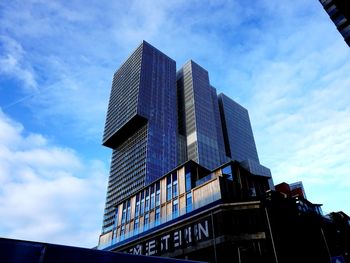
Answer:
[
  {"xmin": 176, "ymin": 60, "xmax": 227, "ymax": 170},
  {"xmin": 101, "ymin": 41, "xmax": 178, "ymax": 233},
  {"xmin": 218, "ymin": 93, "xmax": 259, "ymax": 163},
  {"xmin": 98, "ymin": 160, "xmax": 273, "ymax": 252},
  {"xmin": 98, "ymin": 41, "xmax": 350, "ymax": 263},
  {"xmin": 101, "ymin": 41, "xmax": 272, "ymax": 237}
]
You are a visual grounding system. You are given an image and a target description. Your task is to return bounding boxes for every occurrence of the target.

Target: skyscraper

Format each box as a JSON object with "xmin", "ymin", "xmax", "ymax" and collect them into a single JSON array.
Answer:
[
  {"xmin": 97, "ymin": 41, "xmax": 349, "ymax": 263},
  {"xmin": 176, "ymin": 60, "xmax": 227, "ymax": 170},
  {"xmin": 101, "ymin": 41, "xmax": 271, "ymax": 236},
  {"xmin": 101, "ymin": 41, "xmax": 178, "ymax": 233},
  {"xmin": 218, "ymin": 93, "xmax": 272, "ymax": 185},
  {"xmin": 319, "ymin": 0, "xmax": 350, "ymax": 47},
  {"xmin": 218, "ymin": 93, "xmax": 259, "ymax": 163}
]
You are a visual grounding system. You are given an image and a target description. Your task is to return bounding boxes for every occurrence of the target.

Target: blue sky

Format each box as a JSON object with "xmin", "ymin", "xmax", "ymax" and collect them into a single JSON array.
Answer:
[{"xmin": 1, "ymin": 0, "xmax": 349, "ymax": 248}]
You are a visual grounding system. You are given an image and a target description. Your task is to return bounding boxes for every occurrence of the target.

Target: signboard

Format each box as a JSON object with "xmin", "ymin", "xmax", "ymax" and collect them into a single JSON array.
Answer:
[{"xmin": 124, "ymin": 217, "xmax": 212, "ymax": 256}]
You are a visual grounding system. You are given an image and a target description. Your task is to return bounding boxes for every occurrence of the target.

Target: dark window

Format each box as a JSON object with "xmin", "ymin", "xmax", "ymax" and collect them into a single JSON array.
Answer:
[
  {"xmin": 135, "ymin": 193, "xmax": 140, "ymax": 217},
  {"xmin": 140, "ymin": 191, "xmax": 145, "ymax": 215},
  {"xmin": 145, "ymin": 188, "xmax": 150, "ymax": 212},
  {"xmin": 185, "ymin": 168, "xmax": 192, "ymax": 192},
  {"xmin": 134, "ymin": 218, "xmax": 139, "ymax": 231},
  {"xmin": 120, "ymin": 225, "xmax": 125, "ymax": 237},
  {"xmin": 167, "ymin": 175, "xmax": 172, "ymax": 201},
  {"xmin": 150, "ymin": 185, "xmax": 155, "ymax": 209},
  {"xmin": 121, "ymin": 202, "xmax": 126, "ymax": 224},
  {"xmin": 173, "ymin": 198, "xmax": 178, "ymax": 218},
  {"xmin": 114, "ymin": 207, "xmax": 119, "ymax": 228},
  {"xmin": 172, "ymin": 173, "xmax": 178, "ymax": 197},
  {"xmin": 222, "ymin": 165, "xmax": 233, "ymax": 181},
  {"xmin": 144, "ymin": 213, "xmax": 149, "ymax": 230},
  {"xmin": 155, "ymin": 207, "xmax": 160, "ymax": 225},
  {"xmin": 186, "ymin": 193, "xmax": 192, "ymax": 213},
  {"xmin": 156, "ymin": 182, "xmax": 161, "ymax": 206},
  {"xmin": 126, "ymin": 200, "xmax": 131, "ymax": 222}
]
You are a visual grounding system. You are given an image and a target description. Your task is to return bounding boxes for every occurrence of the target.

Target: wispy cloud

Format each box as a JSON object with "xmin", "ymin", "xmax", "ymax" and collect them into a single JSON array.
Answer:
[
  {"xmin": 0, "ymin": 36, "xmax": 37, "ymax": 91},
  {"xmin": 0, "ymin": 0, "xmax": 349, "ymax": 239},
  {"xmin": 0, "ymin": 109, "xmax": 107, "ymax": 247},
  {"xmin": 238, "ymin": 3, "xmax": 350, "ymax": 214}
]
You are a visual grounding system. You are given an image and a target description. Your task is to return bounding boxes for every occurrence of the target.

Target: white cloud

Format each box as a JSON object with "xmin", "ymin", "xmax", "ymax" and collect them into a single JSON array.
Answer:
[
  {"xmin": 1, "ymin": 0, "xmax": 349, "ymax": 220},
  {"xmin": 0, "ymin": 108, "xmax": 108, "ymax": 247},
  {"xmin": 241, "ymin": 8, "xmax": 350, "ymax": 215},
  {"xmin": 0, "ymin": 36, "xmax": 37, "ymax": 91}
]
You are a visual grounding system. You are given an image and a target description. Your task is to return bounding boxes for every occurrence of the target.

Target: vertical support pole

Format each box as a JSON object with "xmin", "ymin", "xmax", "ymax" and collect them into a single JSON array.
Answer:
[
  {"xmin": 320, "ymin": 227, "xmax": 331, "ymax": 260},
  {"xmin": 237, "ymin": 247, "xmax": 242, "ymax": 263},
  {"xmin": 211, "ymin": 212, "xmax": 218, "ymax": 263},
  {"xmin": 265, "ymin": 207, "xmax": 279, "ymax": 263}
]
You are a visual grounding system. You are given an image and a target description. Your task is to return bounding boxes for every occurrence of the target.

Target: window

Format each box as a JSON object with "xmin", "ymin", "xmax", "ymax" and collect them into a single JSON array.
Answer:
[
  {"xmin": 173, "ymin": 198, "xmax": 178, "ymax": 218},
  {"xmin": 120, "ymin": 225, "xmax": 125, "ymax": 237},
  {"xmin": 167, "ymin": 175, "xmax": 172, "ymax": 201},
  {"xmin": 150, "ymin": 185, "xmax": 155, "ymax": 209},
  {"xmin": 140, "ymin": 191, "xmax": 145, "ymax": 215},
  {"xmin": 155, "ymin": 207, "xmax": 160, "ymax": 225},
  {"xmin": 145, "ymin": 188, "xmax": 150, "ymax": 212},
  {"xmin": 144, "ymin": 213, "xmax": 149, "ymax": 230},
  {"xmin": 172, "ymin": 173, "xmax": 178, "ymax": 198},
  {"xmin": 155, "ymin": 182, "xmax": 160, "ymax": 206},
  {"xmin": 126, "ymin": 200, "xmax": 131, "ymax": 222},
  {"xmin": 249, "ymin": 186, "xmax": 256, "ymax": 197},
  {"xmin": 135, "ymin": 194, "xmax": 140, "ymax": 218},
  {"xmin": 222, "ymin": 165, "xmax": 233, "ymax": 181},
  {"xmin": 121, "ymin": 202, "xmax": 126, "ymax": 224},
  {"xmin": 114, "ymin": 207, "xmax": 119, "ymax": 228},
  {"xmin": 185, "ymin": 169, "xmax": 192, "ymax": 192},
  {"xmin": 186, "ymin": 193, "xmax": 192, "ymax": 213},
  {"xmin": 134, "ymin": 218, "xmax": 139, "ymax": 232}
]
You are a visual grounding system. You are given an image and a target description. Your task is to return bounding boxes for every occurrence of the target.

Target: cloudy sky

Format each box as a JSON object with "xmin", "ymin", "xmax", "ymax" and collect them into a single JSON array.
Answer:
[{"xmin": 1, "ymin": 0, "xmax": 349, "ymax": 248}]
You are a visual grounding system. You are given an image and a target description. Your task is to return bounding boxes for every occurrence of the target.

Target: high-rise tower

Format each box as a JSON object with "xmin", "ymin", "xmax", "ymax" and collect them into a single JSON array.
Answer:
[
  {"xmin": 101, "ymin": 41, "xmax": 178, "ymax": 233},
  {"xmin": 176, "ymin": 60, "xmax": 227, "ymax": 170},
  {"xmin": 218, "ymin": 93, "xmax": 259, "ymax": 163},
  {"xmin": 218, "ymin": 93, "xmax": 272, "ymax": 187},
  {"xmin": 101, "ymin": 41, "xmax": 272, "ymax": 236}
]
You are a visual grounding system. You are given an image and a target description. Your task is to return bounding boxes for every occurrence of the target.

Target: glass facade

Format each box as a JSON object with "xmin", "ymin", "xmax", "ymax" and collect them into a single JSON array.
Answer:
[
  {"xmin": 103, "ymin": 44, "xmax": 143, "ymax": 147},
  {"xmin": 218, "ymin": 93, "xmax": 260, "ymax": 163},
  {"xmin": 176, "ymin": 60, "xmax": 226, "ymax": 170},
  {"xmin": 98, "ymin": 160, "xmax": 273, "ymax": 249},
  {"xmin": 138, "ymin": 42, "xmax": 178, "ymax": 183},
  {"xmin": 101, "ymin": 41, "xmax": 272, "ymax": 237},
  {"xmin": 101, "ymin": 41, "xmax": 178, "ymax": 233}
]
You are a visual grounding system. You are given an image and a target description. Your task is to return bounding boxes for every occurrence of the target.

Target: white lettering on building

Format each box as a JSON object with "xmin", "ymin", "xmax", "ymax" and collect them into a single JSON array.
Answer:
[
  {"xmin": 125, "ymin": 218, "xmax": 211, "ymax": 256},
  {"xmin": 174, "ymin": 230, "xmax": 182, "ymax": 248},
  {"xmin": 198, "ymin": 220, "xmax": 209, "ymax": 240},
  {"xmin": 161, "ymin": 234, "xmax": 170, "ymax": 251},
  {"xmin": 146, "ymin": 240, "xmax": 156, "ymax": 256}
]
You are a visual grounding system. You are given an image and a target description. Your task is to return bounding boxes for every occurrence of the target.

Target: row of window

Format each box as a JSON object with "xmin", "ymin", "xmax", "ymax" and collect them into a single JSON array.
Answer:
[
  {"xmin": 104, "ymin": 48, "xmax": 142, "ymax": 139},
  {"xmin": 114, "ymin": 169, "xmax": 193, "ymax": 231},
  {"xmin": 103, "ymin": 163, "xmax": 235, "ymax": 239},
  {"xmin": 118, "ymin": 192, "xmax": 193, "ymax": 239}
]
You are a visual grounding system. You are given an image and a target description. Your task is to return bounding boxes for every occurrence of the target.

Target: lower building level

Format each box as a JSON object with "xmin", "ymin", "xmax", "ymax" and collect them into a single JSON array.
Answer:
[
  {"xmin": 108, "ymin": 197, "xmax": 343, "ymax": 263},
  {"xmin": 98, "ymin": 160, "xmax": 350, "ymax": 263}
]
